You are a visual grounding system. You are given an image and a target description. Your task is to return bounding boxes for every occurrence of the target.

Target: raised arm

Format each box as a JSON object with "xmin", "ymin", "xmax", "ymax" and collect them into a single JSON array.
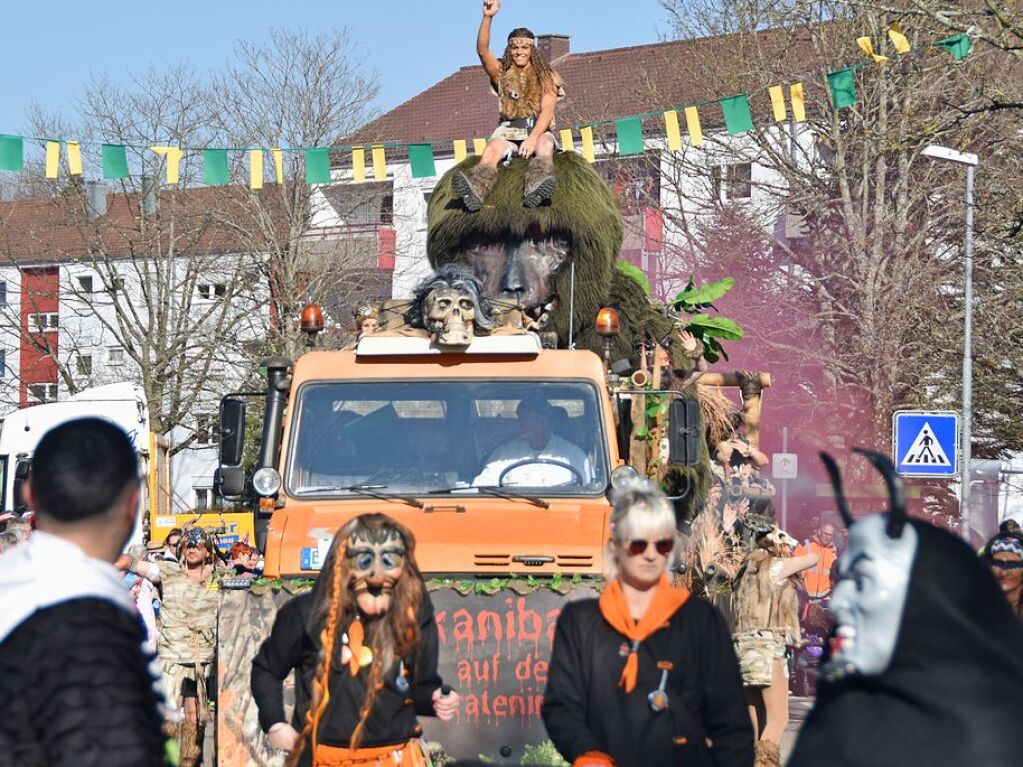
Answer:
[
  {"xmin": 776, "ymin": 551, "xmax": 819, "ymax": 581},
  {"xmin": 477, "ymin": 0, "xmax": 502, "ymax": 86},
  {"xmin": 116, "ymin": 553, "xmax": 162, "ymax": 584}
]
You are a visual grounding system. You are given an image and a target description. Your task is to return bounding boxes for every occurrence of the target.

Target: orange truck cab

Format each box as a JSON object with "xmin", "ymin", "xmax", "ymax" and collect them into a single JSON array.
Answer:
[{"xmin": 213, "ymin": 333, "xmax": 672, "ymax": 766}]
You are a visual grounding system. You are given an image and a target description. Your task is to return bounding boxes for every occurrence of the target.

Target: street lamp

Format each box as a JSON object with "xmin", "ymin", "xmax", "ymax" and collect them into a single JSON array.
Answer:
[{"xmin": 921, "ymin": 144, "xmax": 978, "ymax": 543}]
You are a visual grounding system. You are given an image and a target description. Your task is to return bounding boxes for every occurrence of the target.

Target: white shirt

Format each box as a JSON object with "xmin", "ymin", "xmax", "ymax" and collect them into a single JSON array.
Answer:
[{"xmin": 473, "ymin": 434, "xmax": 593, "ymax": 487}]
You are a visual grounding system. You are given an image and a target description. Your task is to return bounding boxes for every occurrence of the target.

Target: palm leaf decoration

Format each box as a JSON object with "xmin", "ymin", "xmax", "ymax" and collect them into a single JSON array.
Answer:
[{"xmin": 667, "ymin": 276, "xmax": 743, "ymax": 363}]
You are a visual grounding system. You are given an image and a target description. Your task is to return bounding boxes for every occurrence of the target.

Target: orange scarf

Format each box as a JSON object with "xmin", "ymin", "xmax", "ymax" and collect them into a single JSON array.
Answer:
[{"xmin": 598, "ymin": 574, "xmax": 689, "ymax": 693}]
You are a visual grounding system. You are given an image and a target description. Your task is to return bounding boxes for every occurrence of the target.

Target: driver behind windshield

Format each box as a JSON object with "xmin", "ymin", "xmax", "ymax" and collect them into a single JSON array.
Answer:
[{"xmin": 473, "ymin": 398, "xmax": 592, "ymax": 487}]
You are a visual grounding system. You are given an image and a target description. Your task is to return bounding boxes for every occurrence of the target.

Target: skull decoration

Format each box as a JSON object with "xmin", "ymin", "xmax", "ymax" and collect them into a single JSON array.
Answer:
[
  {"xmin": 760, "ymin": 526, "xmax": 798, "ymax": 554},
  {"xmin": 406, "ymin": 265, "xmax": 495, "ymax": 347},
  {"xmin": 424, "ymin": 286, "xmax": 477, "ymax": 348}
]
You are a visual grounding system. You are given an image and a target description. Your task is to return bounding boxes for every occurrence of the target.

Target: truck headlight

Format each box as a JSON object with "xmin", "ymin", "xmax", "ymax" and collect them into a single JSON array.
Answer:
[
  {"xmin": 252, "ymin": 467, "xmax": 282, "ymax": 497},
  {"xmin": 610, "ymin": 465, "xmax": 640, "ymax": 489}
]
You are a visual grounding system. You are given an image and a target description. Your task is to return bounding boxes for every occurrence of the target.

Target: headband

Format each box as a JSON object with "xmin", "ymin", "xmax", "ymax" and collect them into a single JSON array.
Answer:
[{"xmin": 990, "ymin": 536, "xmax": 1023, "ymax": 559}]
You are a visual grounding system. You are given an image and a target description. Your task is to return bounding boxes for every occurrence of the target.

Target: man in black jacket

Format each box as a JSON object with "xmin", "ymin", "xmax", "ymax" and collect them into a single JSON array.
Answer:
[{"xmin": 0, "ymin": 418, "xmax": 166, "ymax": 767}]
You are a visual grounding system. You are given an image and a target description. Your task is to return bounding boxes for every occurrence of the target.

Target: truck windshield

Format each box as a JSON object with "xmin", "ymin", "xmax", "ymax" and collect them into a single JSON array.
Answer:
[{"xmin": 287, "ymin": 380, "xmax": 608, "ymax": 497}]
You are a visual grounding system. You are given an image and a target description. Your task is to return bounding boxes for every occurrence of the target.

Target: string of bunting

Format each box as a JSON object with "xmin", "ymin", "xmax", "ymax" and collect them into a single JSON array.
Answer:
[{"xmin": 0, "ymin": 30, "xmax": 973, "ymax": 186}]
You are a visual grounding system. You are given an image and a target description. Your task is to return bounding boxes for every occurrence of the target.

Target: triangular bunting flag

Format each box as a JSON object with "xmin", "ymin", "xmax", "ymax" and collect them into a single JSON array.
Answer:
[{"xmin": 857, "ymin": 36, "xmax": 889, "ymax": 63}]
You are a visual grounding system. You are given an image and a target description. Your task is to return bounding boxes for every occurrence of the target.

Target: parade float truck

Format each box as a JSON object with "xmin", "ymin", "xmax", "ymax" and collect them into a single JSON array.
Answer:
[{"xmin": 212, "ymin": 152, "xmax": 768, "ymax": 766}]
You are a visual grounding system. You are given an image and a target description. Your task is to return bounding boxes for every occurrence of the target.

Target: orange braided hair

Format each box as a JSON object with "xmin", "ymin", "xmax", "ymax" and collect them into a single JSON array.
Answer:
[{"xmin": 286, "ymin": 538, "xmax": 346, "ymax": 767}]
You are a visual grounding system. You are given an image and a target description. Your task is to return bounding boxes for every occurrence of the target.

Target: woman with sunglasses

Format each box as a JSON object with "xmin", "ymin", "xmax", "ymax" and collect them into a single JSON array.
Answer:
[
  {"xmin": 984, "ymin": 532, "xmax": 1023, "ymax": 620},
  {"xmin": 542, "ymin": 481, "xmax": 753, "ymax": 767}
]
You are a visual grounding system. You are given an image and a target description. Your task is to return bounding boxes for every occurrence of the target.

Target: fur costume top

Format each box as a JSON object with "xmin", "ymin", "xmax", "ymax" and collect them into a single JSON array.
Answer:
[
  {"xmin": 732, "ymin": 549, "xmax": 801, "ymax": 645},
  {"xmin": 495, "ymin": 65, "xmax": 564, "ymax": 122}
]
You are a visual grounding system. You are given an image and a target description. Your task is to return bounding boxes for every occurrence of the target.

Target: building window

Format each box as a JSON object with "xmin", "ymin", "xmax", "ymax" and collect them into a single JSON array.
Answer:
[
  {"xmin": 76, "ymin": 354, "xmax": 92, "ymax": 376},
  {"xmin": 0, "ymin": 282, "xmax": 6, "ymax": 306},
  {"xmin": 712, "ymin": 162, "xmax": 753, "ymax": 201},
  {"xmin": 108, "ymin": 275, "xmax": 125, "ymax": 292},
  {"xmin": 0, "ymin": 350, "xmax": 5, "ymax": 377},
  {"xmin": 380, "ymin": 194, "xmax": 394, "ymax": 225},
  {"xmin": 27, "ymin": 313, "xmax": 59, "ymax": 332},
  {"xmin": 108, "ymin": 346, "xmax": 126, "ymax": 365},
  {"xmin": 77, "ymin": 275, "xmax": 94, "ymax": 293},
  {"xmin": 195, "ymin": 414, "xmax": 216, "ymax": 446},
  {"xmin": 195, "ymin": 488, "xmax": 210, "ymax": 511},
  {"xmin": 28, "ymin": 383, "xmax": 58, "ymax": 404},
  {"xmin": 198, "ymin": 283, "xmax": 227, "ymax": 300}
]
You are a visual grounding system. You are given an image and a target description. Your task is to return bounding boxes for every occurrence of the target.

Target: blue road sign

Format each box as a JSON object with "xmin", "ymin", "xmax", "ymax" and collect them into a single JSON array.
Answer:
[{"xmin": 892, "ymin": 410, "xmax": 959, "ymax": 477}]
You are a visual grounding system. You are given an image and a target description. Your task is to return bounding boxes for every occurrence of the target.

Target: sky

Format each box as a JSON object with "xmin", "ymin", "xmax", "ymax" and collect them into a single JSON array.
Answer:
[{"xmin": 0, "ymin": 0, "xmax": 671, "ymax": 136}]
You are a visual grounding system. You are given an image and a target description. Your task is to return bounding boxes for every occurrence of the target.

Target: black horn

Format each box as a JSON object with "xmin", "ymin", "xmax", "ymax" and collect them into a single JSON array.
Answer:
[
  {"xmin": 819, "ymin": 452, "xmax": 855, "ymax": 529},
  {"xmin": 853, "ymin": 448, "xmax": 907, "ymax": 539}
]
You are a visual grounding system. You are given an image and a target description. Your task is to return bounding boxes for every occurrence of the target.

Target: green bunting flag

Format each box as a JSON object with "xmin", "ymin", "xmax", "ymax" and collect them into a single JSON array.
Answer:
[
  {"xmin": 0, "ymin": 135, "xmax": 24, "ymax": 171},
  {"xmin": 101, "ymin": 144, "xmax": 129, "ymax": 179},
  {"xmin": 827, "ymin": 68, "xmax": 858, "ymax": 109},
  {"xmin": 936, "ymin": 34, "xmax": 972, "ymax": 61},
  {"xmin": 721, "ymin": 95, "xmax": 755, "ymax": 135},
  {"xmin": 407, "ymin": 143, "xmax": 437, "ymax": 178},
  {"xmin": 204, "ymin": 149, "xmax": 230, "ymax": 186},
  {"xmin": 615, "ymin": 116, "xmax": 645, "ymax": 155},
  {"xmin": 304, "ymin": 148, "xmax": 331, "ymax": 185}
]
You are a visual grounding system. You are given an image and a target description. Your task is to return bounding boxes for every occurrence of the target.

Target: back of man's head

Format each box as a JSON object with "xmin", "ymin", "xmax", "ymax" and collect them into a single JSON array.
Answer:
[{"xmin": 30, "ymin": 418, "xmax": 138, "ymax": 523}]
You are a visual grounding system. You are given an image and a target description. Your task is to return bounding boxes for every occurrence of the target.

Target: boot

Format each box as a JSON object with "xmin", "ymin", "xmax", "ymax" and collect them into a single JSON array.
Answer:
[
  {"xmin": 523, "ymin": 156, "xmax": 557, "ymax": 208},
  {"xmin": 452, "ymin": 163, "xmax": 498, "ymax": 212},
  {"xmin": 755, "ymin": 740, "xmax": 781, "ymax": 767},
  {"xmin": 178, "ymin": 721, "xmax": 204, "ymax": 767}
]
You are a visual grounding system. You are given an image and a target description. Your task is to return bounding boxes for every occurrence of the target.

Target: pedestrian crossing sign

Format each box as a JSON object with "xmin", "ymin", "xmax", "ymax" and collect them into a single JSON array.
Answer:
[{"xmin": 892, "ymin": 411, "xmax": 959, "ymax": 477}]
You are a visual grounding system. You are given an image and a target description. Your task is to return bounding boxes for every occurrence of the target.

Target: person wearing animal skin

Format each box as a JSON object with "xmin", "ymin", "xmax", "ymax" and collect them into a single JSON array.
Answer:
[
  {"xmin": 542, "ymin": 480, "xmax": 753, "ymax": 767},
  {"xmin": 731, "ymin": 526, "xmax": 818, "ymax": 767},
  {"xmin": 251, "ymin": 513, "xmax": 460, "ymax": 767},
  {"xmin": 789, "ymin": 450, "xmax": 1023, "ymax": 767},
  {"xmin": 453, "ymin": 0, "xmax": 565, "ymax": 212}
]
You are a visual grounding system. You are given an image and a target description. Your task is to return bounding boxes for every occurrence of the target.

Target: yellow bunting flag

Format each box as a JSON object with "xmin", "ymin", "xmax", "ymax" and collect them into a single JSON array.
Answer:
[
  {"xmin": 249, "ymin": 149, "xmax": 264, "ymax": 190},
  {"xmin": 371, "ymin": 145, "xmax": 386, "ymax": 180},
  {"xmin": 453, "ymin": 139, "xmax": 467, "ymax": 163},
  {"xmin": 151, "ymin": 146, "xmax": 184, "ymax": 184},
  {"xmin": 579, "ymin": 126, "xmax": 595, "ymax": 163},
  {"xmin": 352, "ymin": 147, "xmax": 366, "ymax": 183},
  {"xmin": 66, "ymin": 141, "xmax": 83, "ymax": 175},
  {"xmin": 473, "ymin": 138, "xmax": 487, "ymax": 155},
  {"xmin": 769, "ymin": 86, "xmax": 787, "ymax": 122},
  {"xmin": 857, "ymin": 36, "xmax": 888, "ymax": 63},
  {"xmin": 684, "ymin": 107, "xmax": 703, "ymax": 146},
  {"xmin": 45, "ymin": 141, "xmax": 60, "ymax": 178},
  {"xmin": 790, "ymin": 83, "xmax": 806, "ymax": 122},
  {"xmin": 271, "ymin": 148, "xmax": 284, "ymax": 184},
  {"xmin": 560, "ymin": 128, "xmax": 575, "ymax": 153},
  {"xmin": 888, "ymin": 24, "xmax": 911, "ymax": 54},
  {"xmin": 663, "ymin": 111, "xmax": 682, "ymax": 151}
]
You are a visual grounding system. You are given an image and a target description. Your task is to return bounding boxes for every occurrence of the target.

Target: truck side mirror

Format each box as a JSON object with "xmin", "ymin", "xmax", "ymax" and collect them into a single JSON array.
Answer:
[
  {"xmin": 220, "ymin": 399, "xmax": 246, "ymax": 467},
  {"xmin": 667, "ymin": 397, "xmax": 702, "ymax": 466},
  {"xmin": 215, "ymin": 466, "xmax": 246, "ymax": 498},
  {"xmin": 12, "ymin": 457, "xmax": 30, "ymax": 513}
]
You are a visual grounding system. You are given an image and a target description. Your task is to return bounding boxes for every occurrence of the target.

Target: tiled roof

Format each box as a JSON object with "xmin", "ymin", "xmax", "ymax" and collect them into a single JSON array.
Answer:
[
  {"xmin": 348, "ymin": 26, "xmax": 818, "ymax": 148},
  {"xmin": 0, "ymin": 186, "xmax": 284, "ymax": 265}
]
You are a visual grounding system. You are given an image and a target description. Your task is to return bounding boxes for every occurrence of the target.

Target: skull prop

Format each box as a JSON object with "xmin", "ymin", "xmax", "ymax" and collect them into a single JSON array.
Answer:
[
  {"xmin": 759, "ymin": 525, "xmax": 798, "ymax": 554},
  {"xmin": 424, "ymin": 286, "xmax": 477, "ymax": 348},
  {"xmin": 406, "ymin": 264, "xmax": 494, "ymax": 348}
]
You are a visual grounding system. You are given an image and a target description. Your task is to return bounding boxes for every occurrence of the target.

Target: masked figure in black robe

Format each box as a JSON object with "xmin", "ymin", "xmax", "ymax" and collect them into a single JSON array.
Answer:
[{"xmin": 789, "ymin": 450, "xmax": 1023, "ymax": 767}]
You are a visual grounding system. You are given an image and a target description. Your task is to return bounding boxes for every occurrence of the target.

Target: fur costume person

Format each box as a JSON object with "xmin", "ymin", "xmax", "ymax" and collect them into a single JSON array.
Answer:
[{"xmin": 429, "ymin": 151, "xmax": 711, "ymax": 520}]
